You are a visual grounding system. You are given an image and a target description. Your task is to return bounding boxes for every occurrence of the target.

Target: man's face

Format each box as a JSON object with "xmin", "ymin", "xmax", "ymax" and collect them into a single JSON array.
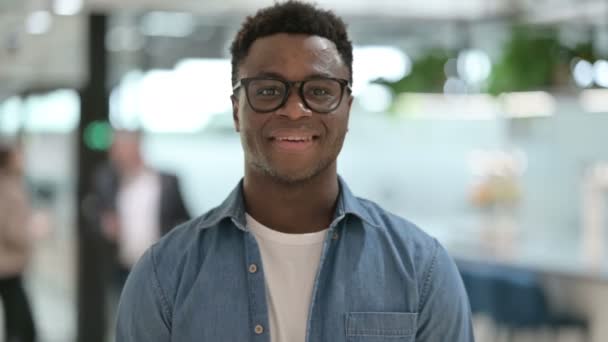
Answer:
[
  {"xmin": 109, "ymin": 132, "xmax": 141, "ymax": 171},
  {"xmin": 232, "ymin": 33, "xmax": 352, "ymax": 184}
]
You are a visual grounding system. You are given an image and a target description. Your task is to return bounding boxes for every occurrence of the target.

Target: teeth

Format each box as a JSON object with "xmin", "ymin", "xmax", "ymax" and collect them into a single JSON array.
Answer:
[{"xmin": 277, "ymin": 136, "xmax": 312, "ymax": 142}]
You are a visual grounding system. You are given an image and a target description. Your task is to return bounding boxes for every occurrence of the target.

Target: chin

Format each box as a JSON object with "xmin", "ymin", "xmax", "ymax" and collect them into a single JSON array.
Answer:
[
  {"xmin": 266, "ymin": 160, "xmax": 335, "ymax": 185},
  {"xmin": 248, "ymin": 153, "xmax": 337, "ymax": 184},
  {"xmin": 267, "ymin": 168, "xmax": 318, "ymax": 185}
]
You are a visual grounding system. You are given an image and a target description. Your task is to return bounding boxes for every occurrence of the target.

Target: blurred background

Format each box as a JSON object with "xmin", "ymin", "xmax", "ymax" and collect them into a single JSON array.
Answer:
[{"xmin": 1, "ymin": 0, "xmax": 608, "ymax": 341}]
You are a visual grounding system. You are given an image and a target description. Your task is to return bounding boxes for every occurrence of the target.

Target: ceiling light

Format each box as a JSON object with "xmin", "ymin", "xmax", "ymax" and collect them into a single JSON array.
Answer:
[
  {"xmin": 593, "ymin": 60, "xmax": 608, "ymax": 88},
  {"xmin": 26, "ymin": 11, "xmax": 53, "ymax": 35},
  {"xmin": 52, "ymin": 0, "xmax": 83, "ymax": 16},
  {"xmin": 573, "ymin": 59, "xmax": 594, "ymax": 88},
  {"xmin": 352, "ymin": 46, "xmax": 411, "ymax": 95},
  {"xmin": 457, "ymin": 49, "xmax": 492, "ymax": 84}
]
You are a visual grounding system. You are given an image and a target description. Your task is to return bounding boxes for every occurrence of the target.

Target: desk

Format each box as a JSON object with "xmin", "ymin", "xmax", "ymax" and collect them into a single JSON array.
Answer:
[{"xmin": 428, "ymin": 227, "xmax": 608, "ymax": 342}]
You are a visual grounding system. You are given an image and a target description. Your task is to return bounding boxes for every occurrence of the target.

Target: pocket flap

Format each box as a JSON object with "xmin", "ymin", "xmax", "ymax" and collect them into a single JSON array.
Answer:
[{"xmin": 346, "ymin": 312, "xmax": 418, "ymax": 337}]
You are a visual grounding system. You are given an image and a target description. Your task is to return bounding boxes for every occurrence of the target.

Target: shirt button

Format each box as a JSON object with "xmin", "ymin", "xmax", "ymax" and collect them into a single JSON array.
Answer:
[
  {"xmin": 248, "ymin": 264, "xmax": 258, "ymax": 273},
  {"xmin": 254, "ymin": 324, "xmax": 264, "ymax": 334},
  {"xmin": 332, "ymin": 232, "xmax": 339, "ymax": 240}
]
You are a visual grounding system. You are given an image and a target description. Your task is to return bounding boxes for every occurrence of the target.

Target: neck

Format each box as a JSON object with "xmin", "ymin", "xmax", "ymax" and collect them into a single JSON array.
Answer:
[{"xmin": 243, "ymin": 165, "xmax": 340, "ymax": 234}]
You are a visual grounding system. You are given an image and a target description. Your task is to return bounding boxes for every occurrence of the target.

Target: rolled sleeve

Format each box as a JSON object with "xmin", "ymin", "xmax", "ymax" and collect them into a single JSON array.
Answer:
[
  {"xmin": 416, "ymin": 240, "xmax": 474, "ymax": 341},
  {"xmin": 116, "ymin": 247, "xmax": 172, "ymax": 341}
]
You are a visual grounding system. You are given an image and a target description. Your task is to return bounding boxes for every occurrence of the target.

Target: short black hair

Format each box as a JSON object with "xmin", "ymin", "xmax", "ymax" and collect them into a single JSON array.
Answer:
[{"xmin": 229, "ymin": 0, "xmax": 353, "ymax": 86}]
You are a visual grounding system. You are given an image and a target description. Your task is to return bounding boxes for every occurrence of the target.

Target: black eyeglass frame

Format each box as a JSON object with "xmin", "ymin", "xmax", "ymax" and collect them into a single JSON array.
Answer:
[{"xmin": 232, "ymin": 76, "xmax": 352, "ymax": 114}]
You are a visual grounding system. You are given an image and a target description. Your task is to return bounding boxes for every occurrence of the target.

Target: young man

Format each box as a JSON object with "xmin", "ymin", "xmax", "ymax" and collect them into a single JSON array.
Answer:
[{"xmin": 116, "ymin": 2, "xmax": 474, "ymax": 341}]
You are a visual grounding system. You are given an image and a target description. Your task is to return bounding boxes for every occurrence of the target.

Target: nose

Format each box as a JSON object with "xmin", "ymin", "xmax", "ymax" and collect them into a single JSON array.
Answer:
[{"xmin": 276, "ymin": 89, "xmax": 312, "ymax": 120}]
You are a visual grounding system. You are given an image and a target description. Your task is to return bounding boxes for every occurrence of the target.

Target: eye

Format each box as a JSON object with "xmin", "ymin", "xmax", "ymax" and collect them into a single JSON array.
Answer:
[
  {"xmin": 304, "ymin": 79, "xmax": 340, "ymax": 98},
  {"xmin": 311, "ymin": 88, "xmax": 330, "ymax": 96},
  {"xmin": 306, "ymin": 87, "xmax": 336, "ymax": 98},
  {"xmin": 256, "ymin": 87, "xmax": 281, "ymax": 96}
]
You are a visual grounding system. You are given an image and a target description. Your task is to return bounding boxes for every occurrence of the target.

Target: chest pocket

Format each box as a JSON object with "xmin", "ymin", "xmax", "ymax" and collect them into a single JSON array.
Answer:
[{"xmin": 345, "ymin": 312, "xmax": 417, "ymax": 342}]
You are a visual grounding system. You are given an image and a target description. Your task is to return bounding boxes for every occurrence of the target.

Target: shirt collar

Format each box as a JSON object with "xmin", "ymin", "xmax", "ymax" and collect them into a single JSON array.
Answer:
[{"xmin": 196, "ymin": 176, "xmax": 381, "ymax": 231}]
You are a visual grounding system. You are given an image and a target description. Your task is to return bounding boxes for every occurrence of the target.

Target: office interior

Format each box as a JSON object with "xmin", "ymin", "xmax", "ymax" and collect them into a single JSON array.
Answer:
[{"xmin": 1, "ymin": 0, "xmax": 608, "ymax": 341}]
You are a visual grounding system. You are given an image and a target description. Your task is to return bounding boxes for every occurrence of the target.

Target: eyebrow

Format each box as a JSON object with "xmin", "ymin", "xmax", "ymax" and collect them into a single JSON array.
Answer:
[{"xmin": 252, "ymin": 71, "xmax": 336, "ymax": 80}]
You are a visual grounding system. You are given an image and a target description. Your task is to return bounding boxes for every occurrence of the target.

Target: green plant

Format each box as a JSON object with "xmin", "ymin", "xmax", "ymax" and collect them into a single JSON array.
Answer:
[
  {"xmin": 376, "ymin": 48, "xmax": 453, "ymax": 93},
  {"xmin": 487, "ymin": 26, "xmax": 565, "ymax": 94}
]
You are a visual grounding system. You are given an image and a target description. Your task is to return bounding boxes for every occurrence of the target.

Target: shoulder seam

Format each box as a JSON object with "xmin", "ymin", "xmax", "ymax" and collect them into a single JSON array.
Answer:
[
  {"xmin": 418, "ymin": 238, "xmax": 439, "ymax": 313},
  {"xmin": 150, "ymin": 247, "xmax": 172, "ymax": 328}
]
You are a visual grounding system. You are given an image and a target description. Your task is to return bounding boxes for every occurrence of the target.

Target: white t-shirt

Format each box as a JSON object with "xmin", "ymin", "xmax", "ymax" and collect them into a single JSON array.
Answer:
[
  {"xmin": 246, "ymin": 214, "xmax": 328, "ymax": 342},
  {"xmin": 117, "ymin": 169, "xmax": 161, "ymax": 267}
]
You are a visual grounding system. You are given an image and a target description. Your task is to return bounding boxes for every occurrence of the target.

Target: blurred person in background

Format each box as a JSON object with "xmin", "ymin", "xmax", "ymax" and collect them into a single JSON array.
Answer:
[
  {"xmin": 0, "ymin": 141, "xmax": 36, "ymax": 342},
  {"xmin": 93, "ymin": 129, "xmax": 190, "ymax": 290},
  {"xmin": 117, "ymin": 1, "xmax": 473, "ymax": 341}
]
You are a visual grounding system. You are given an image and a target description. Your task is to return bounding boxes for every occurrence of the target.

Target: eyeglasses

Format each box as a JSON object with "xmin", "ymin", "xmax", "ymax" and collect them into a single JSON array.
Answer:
[{"xmin": 232, "ymin": 77, "xmax": 352, "ymax": 114}]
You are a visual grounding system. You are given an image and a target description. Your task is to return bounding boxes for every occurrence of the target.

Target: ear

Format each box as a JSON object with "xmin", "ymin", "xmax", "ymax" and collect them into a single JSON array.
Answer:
[
  {"xmin": 231, "ymin": 94, "xmax": 240, "ymax": 132},
  {"xmin": 345, "ymin": 94, "xmax": 354, "ymax": 125},
  {"xmin": 346, "ymin": 94, "xmax": 354, "ymax": 112}
]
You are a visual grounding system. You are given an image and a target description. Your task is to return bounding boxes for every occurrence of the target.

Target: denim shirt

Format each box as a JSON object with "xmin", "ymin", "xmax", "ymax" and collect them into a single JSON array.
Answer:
[{"xmin": 116, "ymin": 177, "xmax": 474, "ymax": 342}]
